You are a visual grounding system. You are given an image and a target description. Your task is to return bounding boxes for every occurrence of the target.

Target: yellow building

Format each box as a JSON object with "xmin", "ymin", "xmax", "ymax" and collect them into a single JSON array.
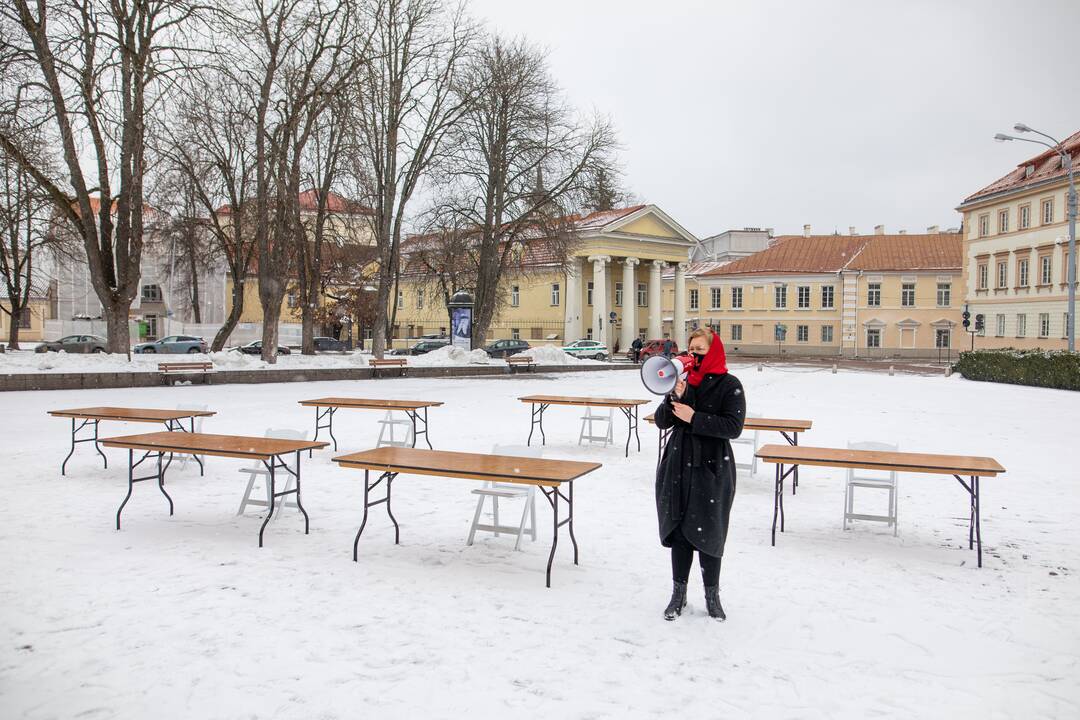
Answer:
[
  {"xmin": 1, "ymin": 283, "xmax": 55, "ymax": 345},
  {"xmin": 686, "ymin": 229, "xmax": 965, "ymax": 358},
  {"xmin": 393, "ymin": 204, "xmax": 699, "ymax": 351},
  {"xmin": 956, "ymin": 129, "xmax": 1078, "ymax": 349}
]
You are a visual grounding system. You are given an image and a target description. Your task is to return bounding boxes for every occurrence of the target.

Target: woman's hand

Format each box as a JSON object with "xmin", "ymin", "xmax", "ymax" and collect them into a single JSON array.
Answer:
[
  {"xmin": 672, "ymin": 402, "xmax": 695, "ymax": 424},
  {"xmin": 674, "ymin": 377, "xmax": 687, "ymax": 398}
]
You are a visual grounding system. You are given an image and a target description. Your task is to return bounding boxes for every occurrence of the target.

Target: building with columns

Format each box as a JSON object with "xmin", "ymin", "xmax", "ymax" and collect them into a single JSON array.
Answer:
[{"xmin": 392, "ymin": 204, "xmax": 699, "ymax": 351}]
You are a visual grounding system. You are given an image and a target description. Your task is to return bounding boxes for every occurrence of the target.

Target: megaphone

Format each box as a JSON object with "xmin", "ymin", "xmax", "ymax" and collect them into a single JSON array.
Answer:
[{"xmin": 640, "ymin": 354, "xmax": 695, "ymax": 396}]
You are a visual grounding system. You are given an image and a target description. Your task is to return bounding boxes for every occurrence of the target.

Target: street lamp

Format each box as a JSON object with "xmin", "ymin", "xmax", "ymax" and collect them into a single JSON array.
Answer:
[{"xmin": 995, "ymin": 125, "xmax": 1077, "ymax": 352}]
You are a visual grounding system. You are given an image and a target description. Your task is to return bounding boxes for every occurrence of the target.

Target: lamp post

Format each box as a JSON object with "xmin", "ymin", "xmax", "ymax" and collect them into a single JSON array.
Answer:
[{"xmin": 994, "ymin": 125, "xmax": 1077, "ymax": 352}]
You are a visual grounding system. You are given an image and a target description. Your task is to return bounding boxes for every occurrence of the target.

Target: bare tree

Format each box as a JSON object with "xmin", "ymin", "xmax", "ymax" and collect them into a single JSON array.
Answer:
[
  {"xmin": 0, "ymin": 0, "xmax": 205, "ymax": 353},
  {"xmin": 434, "ymin": 35, "xmax": 619, "ymax": 346},
  {"xmin": 351, "ymin": 0, "xmax": 476, "ymax": 358}
]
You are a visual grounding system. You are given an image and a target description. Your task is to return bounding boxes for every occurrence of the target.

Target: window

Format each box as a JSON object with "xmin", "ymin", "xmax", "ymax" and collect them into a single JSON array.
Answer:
[
  {"xmin": 731, "ymin": 287, "xmax": 743, "ymax": 309},
  {"xmin": 796, "ymin": 324, "xmax": 809, "ymax": 342},
  {"xmin": 997, "ymin": 261, "xmax": 1007, "ymax": 289},
  {"xmin": 978, "ymin": 214, "xmax": 989, "ymax": 237},
  {"xmin": 1064, "ymin": 313, "xmax": 1071, "ymax": 339},
  {"xmin": 396, "ymin": 290, "xmax": 403, "ymax": 308},
  {"xmin": 1016, "ymin": 313, "xmax": 1026, "ymax": 337},
  {"xmin": 797, "ymin": 286, "xmax": 810, "ymax": 309},
  {"xmin": 1018, "ymin": 259, "xmax": 1029, "ymax": 287},
  {"xmin": 531, "ymin": 327, "xmax": 542, "ymax": 340},
  {"xmin": 866, "ymin": 328, "xmax": 881, "ymax": 348},
  {"xmin": 511, "ymin": 328, "xmax": 520, "ymax": 340},
  {"xmin": 688, "ymin": 289, "xmax": 698, "ymax": 310},
  {"xmin": 710, "ymin": 287, "xmax": 722, "ymax": 309},
  {"xmin": 774, "ymin": 285, "xmax": 787, "ymax": 309},
  {"xmin": 585, "ymin": 327, "xmax": 592, "ymax": 340},
  {"xmin": 1042, "ymin": 198, "xmax": 1054, "ymax": 224},
  {"xmin": 821, "ymin": 286, "xmax": 834, "ymax": 309},
  {"xmin": 511, "ymin": 285, "xmax": 519, "ymax": 307},
  {"xmin": 288, "ymin": 292, "xmax": 298, "ymax": 308},
  {"xmin": 550, "ymin": 283, "xmax": 560, "ymax": 306},
  {"xmin": 1040, "ymin": 255, "xmax": 1052, "ymax": 285},
  {"xmin": 1039, "ymin": 313, "xmax": 1050, "ymax": 338},
  {"xmin": 637, "ymin": 282, "xmax": 647, "ymax": 307},
  {"xmin": 142, "ymin": 284, "xmax": 161, "ymax": 302},
  {"xmin": 615, "ymin": 282, "xmax": 623, "ymax": 307},
  {"xmin": 416, "ymin": 289, "xmax": 424, "ymax": 309},
  {"xmin": 867, "ymin": 282, "xmax": 881, "ymax": 306},
  {"xmin": 18, "ymin": 307, "xmax": 32, "ymax": 328},
  {"xmin": 821, "ymin": 325, "xmax": 833, "ymax": 343},
  {"xmin": 935, "ymin": 328, "xmax": 951, "ymax": 348},
  {"xmin": 995, "ymin": 314, "xmax": 1005, "ymax": 337},
  {"xmin": 587, "ymin": 281, "xmax": 594, "ymax": 306},
  {"xmin": 901, "ymin": 283, "xmax": 915, "ymax": 307},
  {"xmin": 978, "ymin": 264, "xmax": 988, "ymax": 290},
  {"xmin": 730, "ymin": 324, "xmax": 742, "ymax": 341},
  {"xmin": 998, "ymin": 209, "xmax": 1009, "ymax": 233},
  {"xmin": 936, "ymin": 282, "xmax": 951, "ymax": 307},
  {"xmin": 1019, "ymin": 204, "xmax": 1031, "ymax": 229}
]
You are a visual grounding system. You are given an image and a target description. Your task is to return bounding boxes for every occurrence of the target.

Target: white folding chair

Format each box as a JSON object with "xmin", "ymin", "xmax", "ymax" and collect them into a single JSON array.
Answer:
[
  {"xmin": 732, "ymin": 411, "xmax": 761, "ymax": 475},
  {"xmin": 578, "ymin": 407, "xmax": 614, "ymax": 447},
  {"xmin": 175, "ymin": 404, "xmax": 209, "ymax": 471},
  {"xmin": 466, "ymin": 444, "xmax": 540, "ymax": 551},
  {"xmin": 843, "ymin": 440, "xmax": 899, "ymax": 535},
  {"xmin": 376, "ymin": 410, "xmax": 414, "ymax": 448},
  {"xmin": 236, "ymin": 428, "xmax": 307, "ymax": 517}
]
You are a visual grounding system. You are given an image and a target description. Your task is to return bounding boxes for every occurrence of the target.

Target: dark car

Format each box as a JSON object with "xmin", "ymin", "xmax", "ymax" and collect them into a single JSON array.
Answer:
[
  {"xmin": 134, "ymin": 335, "xmax": 209, "ymax": 354},
  {"xmin": 391, "ymin": 339, "xmax": 450, "ymax": 356},
  {"xmin": 35, "ymin": 334, "xmax": 108, "ymax": 354},
  {"xmin": 234, "ymin": 340, "xmax": 291, "ymax": 355},
  {"xmin": 313, "ymin": 336, "xmax": 347, "ymax": 352},
  {"xmin": 483, "ymin": 339, "xmax": 530, "ymax": 358},
  {"xmin": 630, "ymin": 338, "xmax": 678, "ymax": 362}
]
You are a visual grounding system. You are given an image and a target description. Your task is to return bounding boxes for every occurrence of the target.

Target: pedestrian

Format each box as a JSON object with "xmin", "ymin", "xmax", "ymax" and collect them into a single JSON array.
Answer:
[
  {"xmin": 653, "ymin": 328, "xmax": 745, "ymax": 621},
  {"xmin": 631, "ymin": 336, "xmax": 643, "ymax": 363},
  {"xmin": 662, "ymin": 336, "xmax": 673, "ymax": 358}
]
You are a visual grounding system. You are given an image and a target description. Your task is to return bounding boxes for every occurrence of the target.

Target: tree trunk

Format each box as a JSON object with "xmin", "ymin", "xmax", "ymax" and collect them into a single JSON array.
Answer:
[
  {"xmin": 188, "ymin": 247, "xmax": 202, "ymax": 324},
  {"xmin": 260, "ymin": 289, "xmax": 283, "ymax": 362},
  {"xmin": 213, "ymin": 274, "xmax": 245, "ymax": 351},
  {"xmin": 7, "ymin": 312, "xmax": 21, "ymax": 350},
  {"xmin": 102, "ymin": 299, "xmax": 132, "ymax": 354},
  {"xmin": 301, "ymin": 299, "xmax": 315, "ymax": 354}
]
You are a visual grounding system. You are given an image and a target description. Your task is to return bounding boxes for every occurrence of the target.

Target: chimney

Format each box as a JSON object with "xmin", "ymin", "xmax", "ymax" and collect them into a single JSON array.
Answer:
[
  {"xmin": 848, "ymin": 226, "xmax": 857, "ymax": 236},
  {"xmin": 898, "ymin": 230, "xmax": 907, "ymax": 234},
  {"xmin": 874, "ymin": 224, "xmax": 885, "ymax": 235},
  {"xmin": 927, "ymin": 225, "xmax": 939, "ymax": 234},
  {"xmin": 803, "ymin": 224, "xmax": 811, "ymax": 237}
]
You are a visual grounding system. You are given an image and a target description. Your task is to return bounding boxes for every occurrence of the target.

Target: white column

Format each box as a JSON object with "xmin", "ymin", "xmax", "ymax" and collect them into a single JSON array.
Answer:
[
  {"xmin": 674, "ymin": 262, "xmax": 688, "ymax": 348},
  {"xmin": 589, "ymin": 255, "xmax": 611, "ymax": 350},
  {"xmin": 620, "ymin": 257, "xmax": 640, "ymax": 351},
  {"xmin": 563, "ymin": 256, "xmax": 582, "ymax": 342},
  {"xmin": 648, "ymin": 260, "xmax": 665, "ymax": 340}
]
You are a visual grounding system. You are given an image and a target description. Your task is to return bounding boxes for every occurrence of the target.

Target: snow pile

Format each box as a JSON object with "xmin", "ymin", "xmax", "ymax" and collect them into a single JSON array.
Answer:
[
  {"xmin": 409, "ymin": 344, "xmax": 491, "ymax": 366},
  {"xmin": 0, "ymin": 348, "xmax": 373, "ymax": 374},
  {"xmin": 519, "ymin": 345, "xmax": 591, "ymax": 365}
]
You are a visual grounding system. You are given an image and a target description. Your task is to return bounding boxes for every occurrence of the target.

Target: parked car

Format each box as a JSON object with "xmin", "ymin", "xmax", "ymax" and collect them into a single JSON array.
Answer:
[
  {"xmin": 233, "ymin": 340, "xmax": 291, "ymax": 355},
  {"xmin": 483, "ymin": 339, "xmax": 530, "ymax": 358},
  {"xmin": 313, "ymin": 336, "xmax": 347, "ymax": 352},
  {"xmin": 35, "ymin": 334, "xmax": 108, "ymax": 354},
  {"xmin": 391, "ymin": 339, "xmax": 450, "ymax": 356},
  {"xmin": 561, "ymin": 339, "xmax": 608, "ymax": 360},
  {"xmin": 134, "ymin": 335, "xmax": 209, "ymax": 354},
  {"xmin": 631, "ymin": 338, "xmax": 679, "ymax": 362}
]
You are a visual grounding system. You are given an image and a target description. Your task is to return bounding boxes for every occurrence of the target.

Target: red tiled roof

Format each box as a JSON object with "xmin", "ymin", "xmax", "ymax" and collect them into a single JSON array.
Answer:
[
  {"xmin": 962, "ymin": 128, "xmax": 1080, "ymax": 205},
  {"xmin": 570, "ymin": 205, "xmax": 646, "ymax": 230},
  {"xmin": 215, "ymin": 190, "xmax": 373, "ymax": 216},
  {"xmin": 702, "ymin": 232, "xmax": 962, "ymax": 276}
]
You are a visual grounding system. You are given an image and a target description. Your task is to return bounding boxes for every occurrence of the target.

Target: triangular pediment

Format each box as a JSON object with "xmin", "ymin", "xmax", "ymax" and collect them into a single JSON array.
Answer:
[{"xmin": 596, "ymin": 205, "xmax": 698, "ymax": 246}]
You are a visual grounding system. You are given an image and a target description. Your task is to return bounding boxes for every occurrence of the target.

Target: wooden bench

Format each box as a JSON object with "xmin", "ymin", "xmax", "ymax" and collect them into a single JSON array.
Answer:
[
  {"xmin": 506, "ymin": 355, "xmax": 535, "ymax": 373},
  {"xmin": 369, "ymin": 357, "xmax": 408, "ymax": 378},
  {"xmin": 158, "ymin": 361, "xmax": 213, "ymax": 374}
]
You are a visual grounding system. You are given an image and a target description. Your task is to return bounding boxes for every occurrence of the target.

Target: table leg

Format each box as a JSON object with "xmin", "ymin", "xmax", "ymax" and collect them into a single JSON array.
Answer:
[
  {"xmin": 954, "ymin": 474, "xmax": 984, "ymax": 568},
  {"xmin": 116, "ymin": 449, "xmax": 170, "ymax": 530},
  {"xmin": 540, "ymin": 482, "xmax": 576, "ymax": 588},
  {"xmin": 63, "ymin": 418, "xmax": 107, "ymax": 476},
  {"xmin": 353, "ymin": 470, "xmax": 399, "ymax": 561},
  {"xmin": 781, "ymin": 431, "xmax": 799, "ymax": 495},
  {"xmin": 312, "ymin": 406, "xmax": 338, "ymax": 454},
  {"xmin": 771, "ymin": 463, "xmax": 795, "ymax": 546},
  {"xmin": 294, "ymin": 450, "xmax": 310, "ymax": 534},
  {"xmin": 258, "ymin": 459, "xmax": 277, "ymax": 547},
  {"xmin": 527, "ymin": 403, "xmax": 548, "ymax": 446}
]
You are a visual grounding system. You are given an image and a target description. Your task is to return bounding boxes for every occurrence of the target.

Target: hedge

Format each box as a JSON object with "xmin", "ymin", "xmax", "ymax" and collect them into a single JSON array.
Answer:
[{"xmin": 952, "ymin": 349, "xmax": 1080, "ymax": 391}]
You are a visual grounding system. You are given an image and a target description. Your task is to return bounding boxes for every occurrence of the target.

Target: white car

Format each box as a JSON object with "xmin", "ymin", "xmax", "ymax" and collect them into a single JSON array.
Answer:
[{"xmin": 561, "ymin": 339, "xmax": 608, "ymax": 360}]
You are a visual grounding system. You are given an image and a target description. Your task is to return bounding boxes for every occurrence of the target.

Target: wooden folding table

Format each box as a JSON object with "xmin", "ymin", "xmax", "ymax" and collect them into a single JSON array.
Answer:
[
  {"xmin": 518, "ymin": 395, "xmax": 649, "ymax": 457},
  {"xmin": 333, "ymin": 447, "xmax": 602, "ymax": 587},
  {"xmin": 297, "ymin": 398, "xmax": 443, "ymax": 451},
  {"xmin": 755, "ymin": 443, "xmax": 1006, "ymax": 567},
  {"xmin": 101, "ymin": 431, "xmax": 329, "ymax": 546},
  {"xmin": 48, "ymin": 406, "xmax": 217, "ymax": 475}
]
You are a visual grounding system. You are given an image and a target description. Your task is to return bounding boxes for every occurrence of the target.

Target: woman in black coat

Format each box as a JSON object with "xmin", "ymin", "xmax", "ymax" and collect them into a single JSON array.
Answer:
[{"xmin": 654, "ymin": 328, "xmax": 745, "ymax": 621}]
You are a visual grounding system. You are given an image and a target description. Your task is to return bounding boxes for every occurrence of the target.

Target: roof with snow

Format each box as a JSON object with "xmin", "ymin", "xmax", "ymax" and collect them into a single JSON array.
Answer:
[{"xmin": 960, "ymin": 128, "xmax": 1080, "ymax": 206}]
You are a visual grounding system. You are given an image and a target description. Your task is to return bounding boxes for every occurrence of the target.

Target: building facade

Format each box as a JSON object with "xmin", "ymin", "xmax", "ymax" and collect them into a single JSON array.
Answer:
[{"xmin": 956, "ymin": 129, "xmax": 1078, "ymax": 349}]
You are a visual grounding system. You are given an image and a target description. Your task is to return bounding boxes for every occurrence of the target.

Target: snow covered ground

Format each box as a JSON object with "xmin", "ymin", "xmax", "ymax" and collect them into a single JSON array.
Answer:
[{"xmin": 0, "ymin": 366, "xmax": 1077, "ymax": 719}]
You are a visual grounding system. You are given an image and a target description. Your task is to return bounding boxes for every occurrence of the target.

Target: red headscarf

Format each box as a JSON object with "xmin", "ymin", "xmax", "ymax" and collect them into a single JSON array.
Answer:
[{"xmin": 684, "ymin": 332, "xmax": 728, "ymax": 387}]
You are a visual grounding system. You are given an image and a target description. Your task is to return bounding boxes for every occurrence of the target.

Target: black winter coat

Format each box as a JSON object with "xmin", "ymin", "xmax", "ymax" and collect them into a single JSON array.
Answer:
[{"xmin": 654, "ymin": 372, "xmax": 745, "ymax": 557}]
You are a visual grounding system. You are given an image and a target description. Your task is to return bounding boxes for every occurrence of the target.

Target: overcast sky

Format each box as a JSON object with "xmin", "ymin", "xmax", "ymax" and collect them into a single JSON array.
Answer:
[{"xmin": 467, "ymin": 0, "xmax": 1080, "ymax": 239}]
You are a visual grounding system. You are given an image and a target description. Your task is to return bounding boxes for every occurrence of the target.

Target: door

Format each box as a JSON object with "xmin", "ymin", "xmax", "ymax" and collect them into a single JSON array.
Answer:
[{"xmin": 751, "ymin": 324, "xmax": 763, "ymax": 343}]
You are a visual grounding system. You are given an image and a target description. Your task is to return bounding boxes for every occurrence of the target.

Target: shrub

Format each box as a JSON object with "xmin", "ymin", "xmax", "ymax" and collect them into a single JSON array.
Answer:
[{"xmin": 953, "ymin": 349, "xmax": 1080, "ymax": 391}]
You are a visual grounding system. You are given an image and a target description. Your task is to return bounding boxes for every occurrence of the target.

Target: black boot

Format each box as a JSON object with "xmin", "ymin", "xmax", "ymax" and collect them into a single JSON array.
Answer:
[
  {"xmin": 704, "ymin": 585, "xmax": 726, "ymax": 621},
  {"xmin": 664, "ymin": 581, "xmax": 688, "ymax": 621}
]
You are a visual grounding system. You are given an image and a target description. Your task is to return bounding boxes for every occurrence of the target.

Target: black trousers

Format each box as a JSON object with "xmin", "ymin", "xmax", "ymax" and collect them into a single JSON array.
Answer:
[{"xmin": 669, "ymin": 528, "xmax": 722, "ymax": 586}]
